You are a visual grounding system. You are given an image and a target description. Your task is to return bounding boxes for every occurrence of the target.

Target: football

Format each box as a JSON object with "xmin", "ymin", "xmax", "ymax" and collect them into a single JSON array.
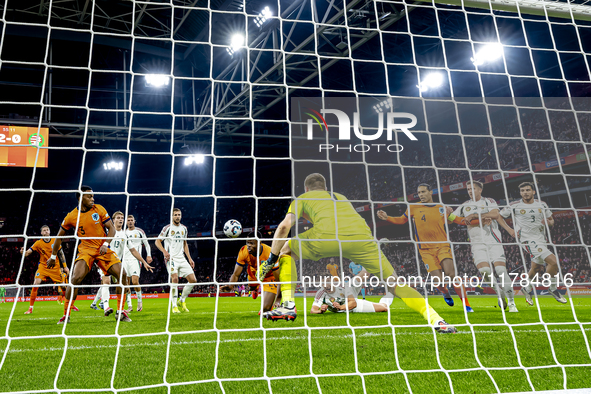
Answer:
[{"xmin": 223, "ymin": 219, "xmax": 242, "ymax": 238}]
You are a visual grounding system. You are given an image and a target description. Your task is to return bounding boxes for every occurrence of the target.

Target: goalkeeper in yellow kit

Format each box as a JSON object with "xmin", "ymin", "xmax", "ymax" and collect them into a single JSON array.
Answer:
[{"xmin": 257, "ymin": 173, "xmax": 456, "ymax": 333}]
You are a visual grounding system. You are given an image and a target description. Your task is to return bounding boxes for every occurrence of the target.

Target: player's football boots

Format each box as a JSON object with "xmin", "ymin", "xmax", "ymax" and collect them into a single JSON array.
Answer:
[
  {"xmin": 498, "ymin": 296, "xmax": 508, "ymax": 310},
  {"xmin": 104, "ymin": 307, "xmax": 114, "ymax": 317},
  {"xmin": 263, "ymin": 302, "xmax": 297, "ymax": 322},
  {"xmin": 90, "ymin": 303, "xmax": 99, "ymax": 310},
  {"xmin": 24, "ymin": 307, "xmax": 33, "ymax": 314},
  {"xmin": 443, "ymin": 293, "xmax": 454, "ymax": 307},
  {"xmin": 180, "ymin": 302, "xmax": 190, "ymax": 312},
  {"xmin": 465, "ymin": 305, "xmax": 474, "ymax": 313},
  {"xmin": 549, "ymin": 289, "xmax": 567, "ymax": 304},
  {"xmin": 434, "ymin": 320, "xmax": 457, "ymax": 334},
  {"xmin": 508, "ymin": 302, "xmax": 519, "ymax": 313},
  {"xmin": 70, "ymin": 305, "xmax": 80, "ymax": 312},
  {"xmin": 137, "ymin": 300, "xmax": 143, "ymax": 312},
  {"xmin": 57, "ymin": 315, "xmax": 70, "ymax": 324},
  {"xmin": 523, "ymin": 288, "xmax": 534, "ymax": 306},
  {"xmin": 172, "ymin": 307, "xmax": 181, "ymax": 314},
  {"xmin": 117, "ymin": 310, "xmax": 132, "ymax": 322}
]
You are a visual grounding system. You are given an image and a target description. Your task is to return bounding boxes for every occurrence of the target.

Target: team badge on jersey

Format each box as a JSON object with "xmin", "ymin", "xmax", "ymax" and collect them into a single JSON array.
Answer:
[
  {"xmin": 92, "ymin": 213, "xmax": 99, "ymax": 221},
  {"xmin": 538, "ymin": 248, "xmax": 543, "ymax": 252},
  {"xmin": 439, "ymin": 207, "xmax": 445, "ymax": 215},
  {"xmin": 538, "ymin": 209, "xmax": 542, "ymax": 213},
  {"xmin": 466, "ymin": 207, "xmax": 471, "ymax": 211},
  {"xmin": 171, "ymin": 231, "xmax": 175, "ymax": 235},
  {"xmin": 520, "ymin": 210, "xmax": 526, "ymax": 214}
]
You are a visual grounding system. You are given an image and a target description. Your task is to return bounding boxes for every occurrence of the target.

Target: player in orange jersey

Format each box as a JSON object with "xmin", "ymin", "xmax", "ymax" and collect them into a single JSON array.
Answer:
[
  {"xmin": 378, "ymin": 183, "xmax": 489, "ymax": 313},
  {"xmin": 326, "ymin": 258, "xmax": 339, "ymax": 278},
  {"xmin": 48, "ymin": 186, "xmax": 130, "ymax": 324},
  {"xmin": 20, "ymin": 225, "xmax": 71, "ymax": 314},
  {"xmin": 221, "ymin": 231, "xmax": 280, "ymax": 313}
]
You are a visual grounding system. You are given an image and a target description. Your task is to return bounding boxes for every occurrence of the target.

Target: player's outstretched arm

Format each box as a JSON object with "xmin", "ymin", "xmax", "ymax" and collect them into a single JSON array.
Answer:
[
  {"xmin": 47, "ymin": 227, "xmax": 67, "ymax": 269},
  {"xmin": 310, "ymin": 304, "xmax": 328, "ymax": 314},
  {"xmin": 20, "ymin": 246, "xmax": 33, "ymax": 257},
  {"xmin": 377, "ymin": 209, "xmax": 408, "ymax": 225},
  {"xmin": 220, "ymin": 264, "xmax": 244, "ymax": 292}
]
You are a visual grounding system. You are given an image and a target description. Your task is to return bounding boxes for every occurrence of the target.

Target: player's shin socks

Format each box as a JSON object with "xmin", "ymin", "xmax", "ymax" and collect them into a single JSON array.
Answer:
[
  {"xmin": 30, "ymin": 287, "xmax": 38, "ymax": 307},
  {"xmin": 394, "ymin": 285, "xmax": 442, "ymax": 325},
  {"xmin": 171, "ymin": 285, "xmax": 179, "ymax": 307},
  {"xmin": 126, "ymin": 292, "xmax": 132, "ymax": 308},
  {"xmin": 478, "ymin": 267, "xmax": 500, "ymax": 295},
  {"xmin": 453, "ymin": 284, "xmax": 470, "ymax": 307},
  {"xmin": 64, "ymin": 299, "xmax": 70, "ymax": 315},
  {"xmin": 136, "ymin": 290, "xmax": 142, "ymax": 301},
  {"xmin": 116, "ymin": 291, "xmax": 123, "ymax": 312},
  {"xmin": 494, "ymin": 266, "xmax": 514, "ymax": 301},
  {"xmin": 92, "ymin": 289, "xmax": 101, "ymax": 305},
  {"xmin": 101, "ymin": 286, "xmax": 110, "ymax": 310},
  {"xmin": 58, "ymin": 287, "xmax": 64, "ymax": 302},
  {"xmin": 361, "ymin": 287, "xmax": 366, "ymax": 298},
  {"xmin": 181, "ymin": 284, "xmax": 194, "ymax": 302},
  {"xmin": 279, "ymin": 255, "xmax": 296, "ymax": 308},
  {"xmin": 549, "ymin": 276, "xmax": 558, "ymax": 292}
]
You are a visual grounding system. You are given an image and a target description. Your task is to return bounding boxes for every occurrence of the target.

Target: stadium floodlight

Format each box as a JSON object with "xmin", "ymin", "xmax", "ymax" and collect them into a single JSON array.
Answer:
[
  {"xmin": 103, "ymin": 161, "xmax": 124, "ymax": 171},
  {"xmin": 471, "ymin": 43, "xmax": 504, "ymax": 66},
  {"xmin": 226, "ymin": 33, "xmax": 245, "ymax": 56},
  {"xmin": 254, "ymin": 6, "xmax": 272, "ymax": 27},
  {"xmin": 417, "ymin": 72, "xmax": 444, "ymax": 92},
  {"xmin": 373, "ymin": 98, "xmax": 393, "ymax": 113},
  {"xmin": 184, "ymin": 154, "xmax": 205, "ymax": 166},
  {"xmin": 145, "ymin": 74, "xmax": 170, "ymax": 87}
]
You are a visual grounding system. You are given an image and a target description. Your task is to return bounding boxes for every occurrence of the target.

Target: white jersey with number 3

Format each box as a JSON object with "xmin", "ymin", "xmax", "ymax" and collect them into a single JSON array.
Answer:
[
  {"xmin": 500, "ymin": 200, "xmax": 552, "ymax": 243},
  {"xmin": 158, "ymin": 223, "xmax": 188, "ymax": 260}
]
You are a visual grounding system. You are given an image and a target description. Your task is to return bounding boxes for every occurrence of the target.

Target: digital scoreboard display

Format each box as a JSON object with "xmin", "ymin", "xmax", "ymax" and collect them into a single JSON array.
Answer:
[{"xmin": 0, "ymin": 125, "xmax": 49, "ymax": 168}]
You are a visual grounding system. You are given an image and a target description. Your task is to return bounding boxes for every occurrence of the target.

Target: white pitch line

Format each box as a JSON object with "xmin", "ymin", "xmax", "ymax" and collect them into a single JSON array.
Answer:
[{"xmin": 1, "ymin": 327, "xmax": 590, "ymax": 354}]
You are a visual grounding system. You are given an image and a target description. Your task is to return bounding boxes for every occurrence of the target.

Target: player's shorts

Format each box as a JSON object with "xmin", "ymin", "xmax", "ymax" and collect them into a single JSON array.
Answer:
[
  {"xmin": 352, "ymin": 299, "xmax": 376, "ymax": 313},
  {"xmin": 167, "ymin": 256, "xmax": 194, "ymax": 278},
  {"xmin": 123, "ymin": 258, "xmax": 141, "ymax": 277},
  {"xmin": 35, "ymin": 265, "xmax": 64, "ymax": 283},
  {"xmin": 289, "ymin": 230, "xmax": 395, "ymax": 279},
  {"xmin": 522, "ymin": 240, "xmax": 553, "ymax": 265},
  {"xmin": 246, "ymin": 265, "xmax": 278, "ymax": 294},
  {"xmin": 76, "ymin": 245, "xmax": 120, "ymax": 275},
  {"xmin": 418, "ymin": 245, "xmax": 453, "ymax": 273},
  {"xmin": 471, "ymin": 243, "xmax": 506, "ymax": 264}
]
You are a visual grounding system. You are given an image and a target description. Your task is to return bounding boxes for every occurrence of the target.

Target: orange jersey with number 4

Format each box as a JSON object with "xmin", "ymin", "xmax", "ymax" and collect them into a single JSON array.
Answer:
[
  {"xmin": 30, "ymin": 239, "xmax": 62, "ymax": 267},
  {"xmin": 61, "ymin": 204, "xmax": 111, "ymax": 250},
  {"xmin": 405, "ymin": 205, "xmax": 449, "ymax": 249}
]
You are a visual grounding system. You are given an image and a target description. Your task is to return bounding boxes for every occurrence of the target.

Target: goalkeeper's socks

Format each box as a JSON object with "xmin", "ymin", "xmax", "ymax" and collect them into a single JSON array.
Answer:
[{"xmin": 284, "ymin": 301, "xmax": 296, "ymax": 309}]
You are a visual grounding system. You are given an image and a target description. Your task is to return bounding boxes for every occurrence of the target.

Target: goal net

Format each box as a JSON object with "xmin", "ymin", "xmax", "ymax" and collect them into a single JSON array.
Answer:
[{"xmin": 0, "ymin": 0, "xmax": 590, "ymax": 393}]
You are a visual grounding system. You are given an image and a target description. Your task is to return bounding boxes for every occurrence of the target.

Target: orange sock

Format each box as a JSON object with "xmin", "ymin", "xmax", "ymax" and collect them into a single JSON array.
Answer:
[
  {"xmin": 64, "ymin": 299, "xmax": 70, "ymax": 315},
  {"xmin": 58, "ymin": 287, "xmax": 64, "ymax": 302},
  {"xmin": 30, "ymin": 288, "xmax": 38, "ymax": 307},
  {"xmin": 116, "ymin": 292, "xmax": 122, "ymax": 312},
  {"xmin": 453, "ymin": 284, "xmax": 470, "ymax": 306}
]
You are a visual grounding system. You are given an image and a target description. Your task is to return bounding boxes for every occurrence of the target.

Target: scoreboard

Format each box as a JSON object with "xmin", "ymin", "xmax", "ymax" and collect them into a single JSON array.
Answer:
[{"xmin": 0, "ymin": 126, "xmax": 49, "ymax": 168}]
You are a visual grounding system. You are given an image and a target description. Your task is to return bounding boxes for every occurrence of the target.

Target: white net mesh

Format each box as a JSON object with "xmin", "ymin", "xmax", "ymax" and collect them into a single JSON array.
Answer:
[{"xmin": 1, "ymin": 0, "xmax": 591, "ymax": 393}]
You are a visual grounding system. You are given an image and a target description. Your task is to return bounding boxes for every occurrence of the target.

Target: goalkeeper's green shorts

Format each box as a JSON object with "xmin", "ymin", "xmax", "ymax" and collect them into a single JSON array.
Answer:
[{"xmin": 288, "ymin": 229, "xmax": 395, "ymax": 280}]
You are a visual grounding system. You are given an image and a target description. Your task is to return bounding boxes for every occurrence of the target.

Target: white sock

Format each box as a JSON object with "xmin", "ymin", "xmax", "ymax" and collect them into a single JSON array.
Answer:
[
  {"xmin": 137, "ymin": 290, "xmax": 142, "ymax": 301},
  {"xmin": 171, "ymin": 285, "xmax": 178, "ymax": 307},
  {"xmin": 478, "ymin": 267, "xmax": 500, "ymax": 295},
  {"xmin": 92, "ymin": 289, "xmax": 101, "ymax": 305},
  {"xmin": 126, "ymin": 292, "xmax": 132, "ymax": 307},
  {"xmin": 495, "ymin": 266, "xmax": 514, "ymax": 302},
  {"xmin": 181, "ymin": 284, "xmax": 194, "ymax": 302},
  {"xmin": 549, "ymin": 276, "xmax": 558, "ymax": 292},
  {"xmin": 101, "ymin": 286, "xmax": 110, "ymax": 310},
  {"xmin": 379, "ymin": 295, "xmax": 394, "ymax": 307}
]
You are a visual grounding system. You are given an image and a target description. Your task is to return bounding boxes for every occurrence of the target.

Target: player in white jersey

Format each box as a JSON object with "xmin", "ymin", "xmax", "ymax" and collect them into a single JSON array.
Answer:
[
  {"xmin": 499, "ymin": 182, "xmax": 567, "ymax": 306},
  {"xmin": 90, "ymin": 211, "xmax": 149, "ymax": 315},
  {"xmin": 454, "ymin": 181, "xmax": 517, "ymax": 312},
  {"xmin": 122, "ymin": 215, "xmax": 154, "ymax": 312},
  {"xmin": 311, "ymin": 274, "xmax": 389, "ymax": 314},
  {"xmin": 155, "ymin": 208, "xmax": 197, "ymax": 314}
]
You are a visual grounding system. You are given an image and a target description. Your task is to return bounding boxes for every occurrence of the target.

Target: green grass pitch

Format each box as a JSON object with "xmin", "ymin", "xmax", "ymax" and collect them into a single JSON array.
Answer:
[{"xmin": 0, "ymin": 295, "xmax": 590, "ymax": 393}]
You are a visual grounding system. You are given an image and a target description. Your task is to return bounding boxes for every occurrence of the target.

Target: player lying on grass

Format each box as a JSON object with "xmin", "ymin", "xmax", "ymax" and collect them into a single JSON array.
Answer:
[
  {"xmin": 155, "ymin": 208, "xmax": 197, "ymax": 314},
  {"xmin": 499, "ymin": 182, "xmax": 567, "ymax": 306},
  {"xmin": 257, "ymin": 173, "xmax": 456, "ymax": 333},
  {"xmin": 378, "ymin": 183, "xmax": 481, "ymax": 313},
  {"xmin": 20, "ymin": 225, "xmax": 71, "ymax": 314},
  {"xmin": 48, "ymin": 186, "xmax": 131, "ymax": 323},
  {"xmin": 220, "ymin": 231, "xmax": 281, "ymax": 313},
  {"xmin": 456, "ymin": 180, "xmax": 518, "ymax": 312},
  {"xmin": 310, "ymin": 273, "xmax": 389, "ymax": 314}
]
